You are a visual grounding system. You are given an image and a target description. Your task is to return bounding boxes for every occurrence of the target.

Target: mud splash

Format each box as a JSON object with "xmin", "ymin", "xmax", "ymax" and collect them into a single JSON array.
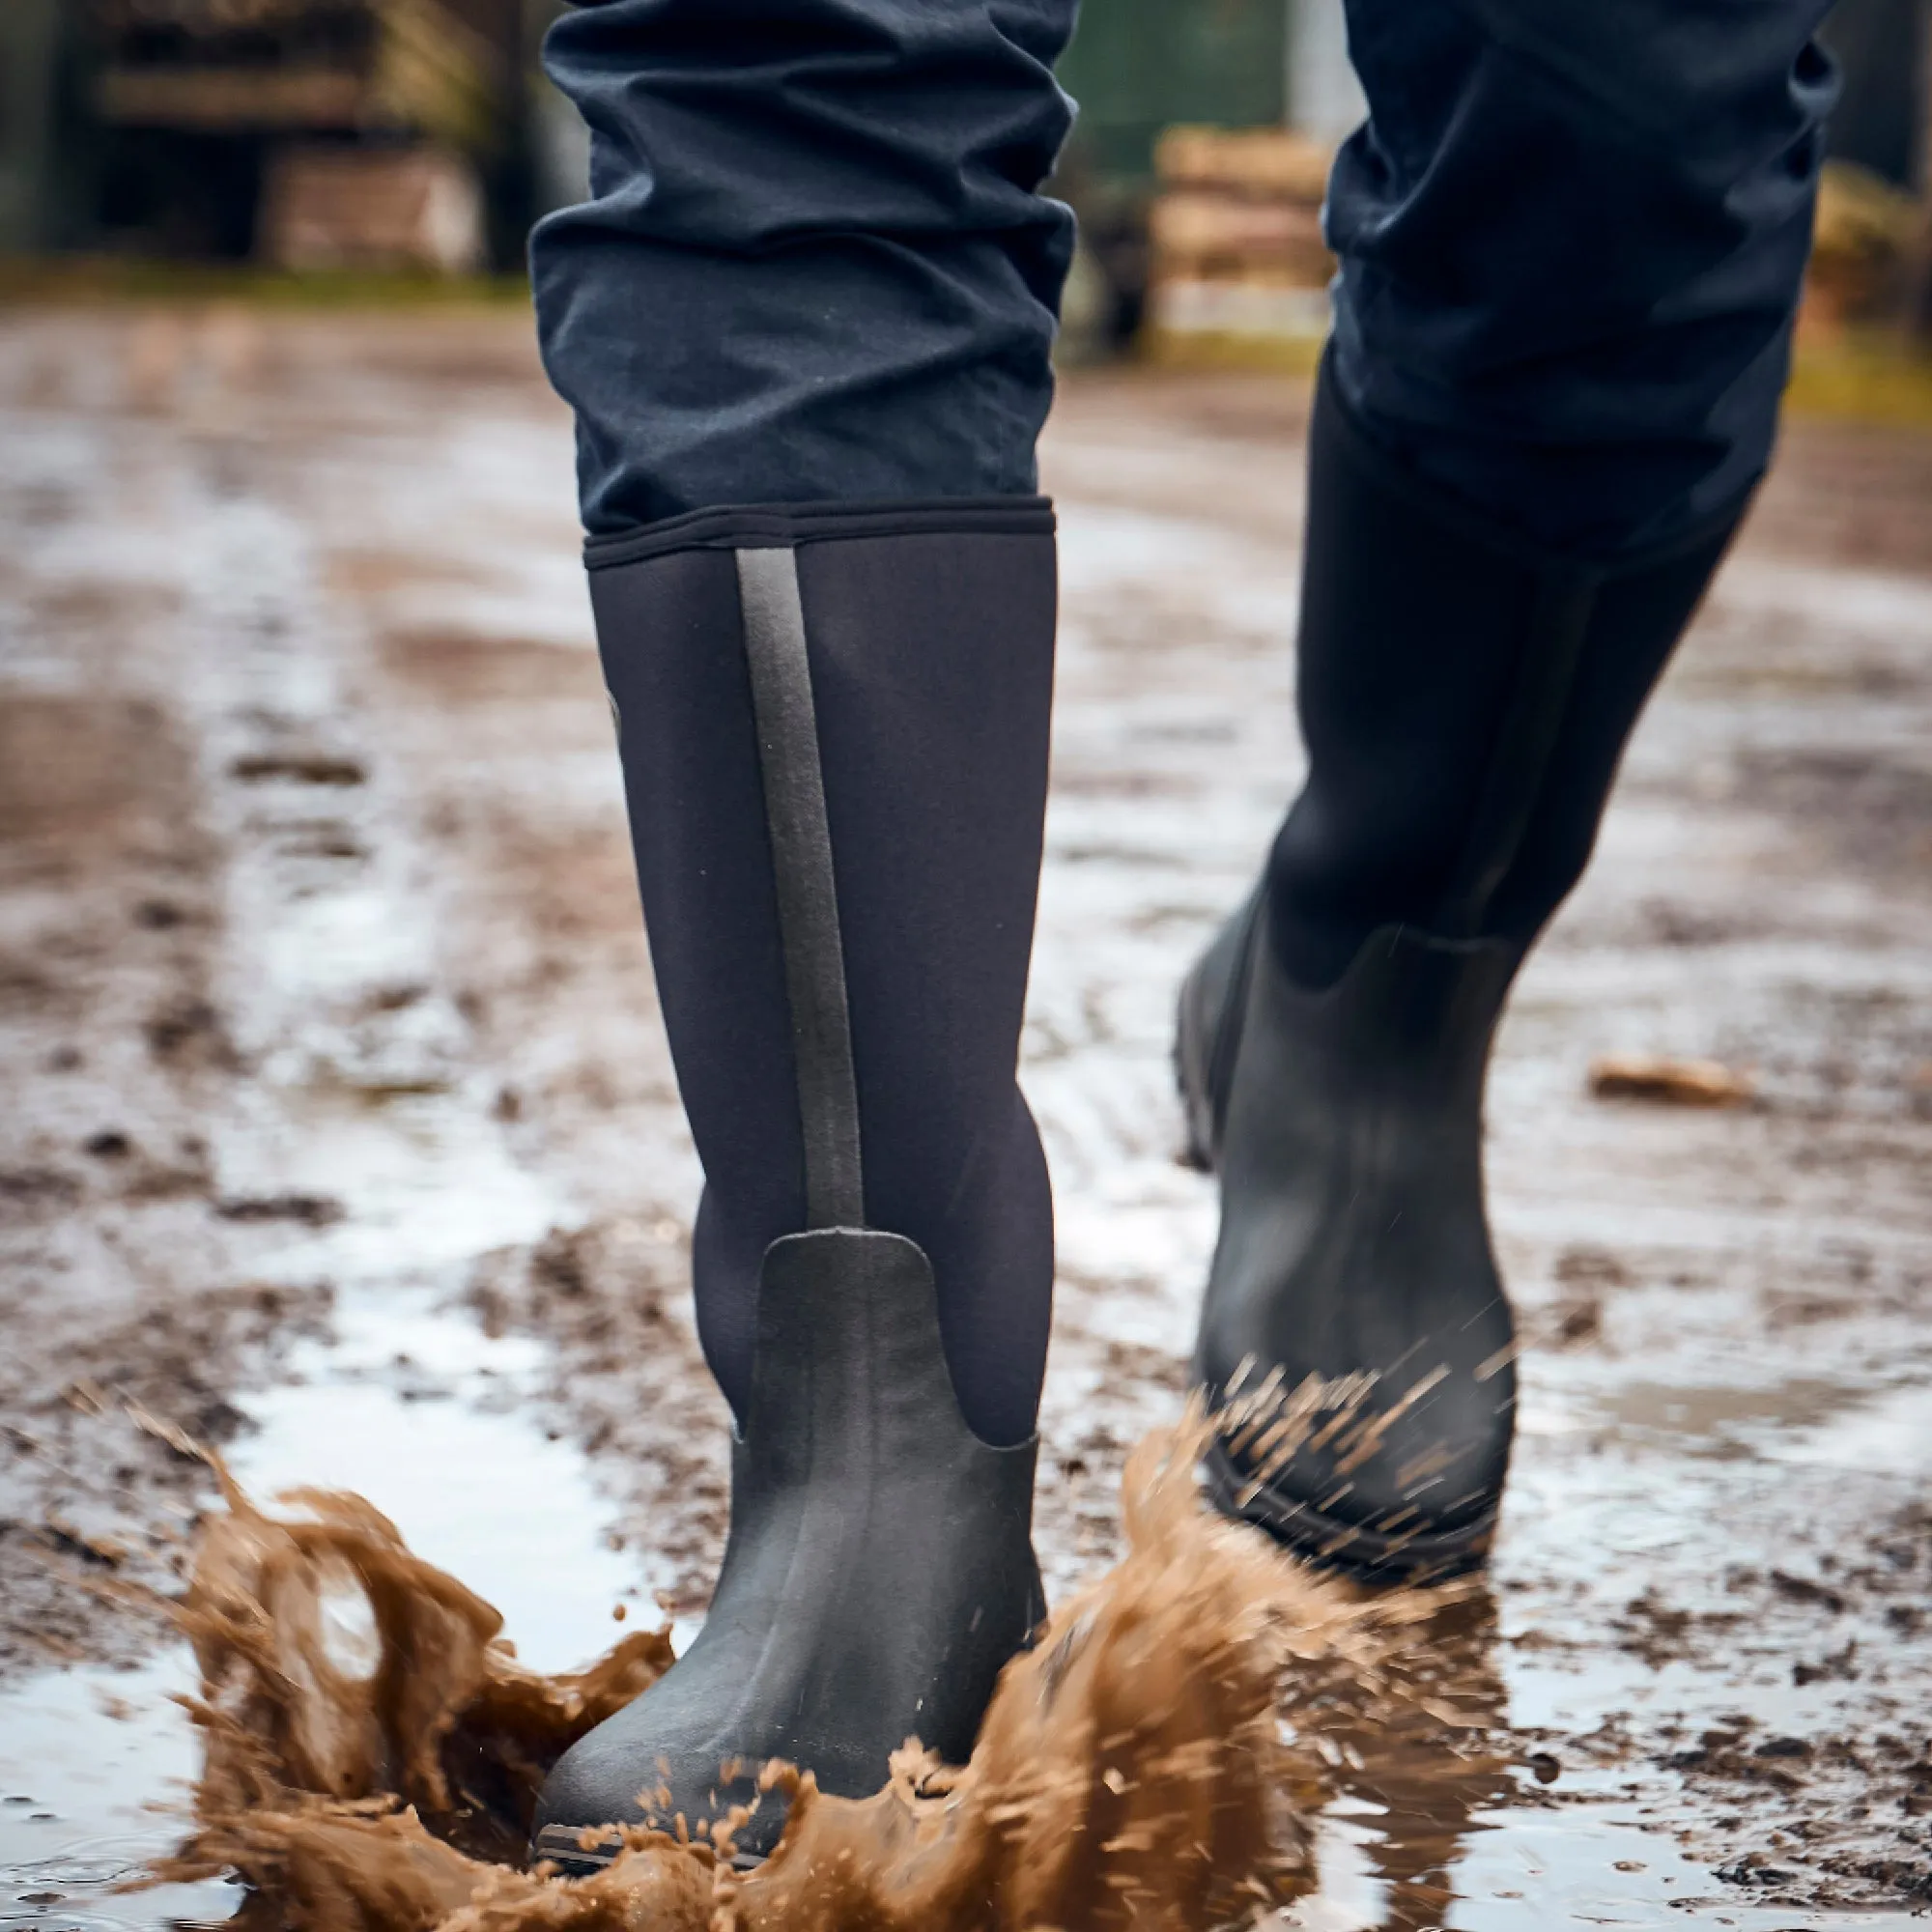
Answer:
[{"xmin": 141, "ymin": 1413, "xmax": 1470, "ymax": 1932}]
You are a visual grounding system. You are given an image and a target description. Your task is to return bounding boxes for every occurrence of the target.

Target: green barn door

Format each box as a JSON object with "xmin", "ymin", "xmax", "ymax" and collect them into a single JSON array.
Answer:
[{"xmin": 1056, "ymin": 0, "xmax": 1288, "ymax": 188}]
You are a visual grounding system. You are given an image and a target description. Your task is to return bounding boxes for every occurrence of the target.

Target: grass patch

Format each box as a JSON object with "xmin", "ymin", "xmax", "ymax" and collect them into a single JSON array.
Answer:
[
  {"xmin": 1784, "ymin": 333, "xmax": 1932, "ymax": 431},
  {"xmin": 1140, "ymin": 319, "xmax": 1932, "ymax": 433},
  {"xmin": 0, "ymin": 254, "xmax": 529, "ymax": 311},
  {"xmin": 1137, "ymin": 325, "xmax": 1324, "ymax": 380}
]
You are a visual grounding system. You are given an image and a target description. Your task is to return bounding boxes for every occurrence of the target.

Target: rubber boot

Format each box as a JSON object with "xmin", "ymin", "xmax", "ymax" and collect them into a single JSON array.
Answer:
[
  {"xmin": 531, "ymin": 501, "xmax": 1057, "ymax": 1867},
  {"xmin": 1179, "ymin": 358, "xmax": 1747, "ymax": 1583}
]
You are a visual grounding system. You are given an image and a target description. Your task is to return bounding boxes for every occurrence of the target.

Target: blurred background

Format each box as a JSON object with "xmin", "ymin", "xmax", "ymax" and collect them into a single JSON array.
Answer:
[
  {"xmin": 4, "ymin": 8, "xmax": 1932, "ymax": 1930},
  {"xmin": 2, "ymin": 0, "xmax": 1929, "ymax": 362}
]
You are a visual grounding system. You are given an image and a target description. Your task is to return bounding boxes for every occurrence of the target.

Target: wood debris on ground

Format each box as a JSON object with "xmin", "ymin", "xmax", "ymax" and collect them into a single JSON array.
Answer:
[{"xmin": 1587, "ymin": 1054, "xmax": 1756, "ymax": 1108}]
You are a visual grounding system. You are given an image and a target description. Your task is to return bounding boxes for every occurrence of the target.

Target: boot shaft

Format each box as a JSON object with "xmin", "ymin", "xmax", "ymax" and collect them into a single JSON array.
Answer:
[
  {"xmin": 587, "ymin": 501, "xmax": 1059, "ymax": 1444},
  {"xmin": 1269, "ymin": 355, "xmax": 1747, "ymax": 989}
]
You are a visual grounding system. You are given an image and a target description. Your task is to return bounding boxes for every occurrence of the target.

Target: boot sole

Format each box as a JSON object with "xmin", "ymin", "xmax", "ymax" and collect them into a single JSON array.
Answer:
[
  {"xmin": 1201, "ymin": 1435, "xmax": 1496, "ymax": 1586},
  {"xmin": 531, "ymin": 1822, "xmax": 764, "ymax": 1875}
]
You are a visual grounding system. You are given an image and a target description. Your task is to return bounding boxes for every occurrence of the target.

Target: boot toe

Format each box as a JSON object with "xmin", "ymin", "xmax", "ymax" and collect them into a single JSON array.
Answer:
[
  {"xmin": 531, "ymin": 1695, "xmax": 779, "ymax": 1871},
  {"xmin": 1206, "ymin": 1358, "xmax": 1515, "ymax": 1582}
]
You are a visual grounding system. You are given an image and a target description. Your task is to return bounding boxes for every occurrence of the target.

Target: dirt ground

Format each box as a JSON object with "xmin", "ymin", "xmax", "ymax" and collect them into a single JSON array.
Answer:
[{"xmin": 2, "ymin": 305, "xmax": 1931, "ymax": 1929}]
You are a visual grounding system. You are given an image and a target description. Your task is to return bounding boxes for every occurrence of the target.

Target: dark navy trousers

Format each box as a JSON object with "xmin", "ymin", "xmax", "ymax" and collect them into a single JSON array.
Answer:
[{"xmin": 533, "ymin": 0, "xmax": 1836, "ymax": 558}]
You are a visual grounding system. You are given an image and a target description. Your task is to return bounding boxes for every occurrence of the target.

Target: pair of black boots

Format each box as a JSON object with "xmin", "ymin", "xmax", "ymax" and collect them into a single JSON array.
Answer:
[{"xmin": 530, "ymin": 363, "xmax": 1744, "ymax": 1867}]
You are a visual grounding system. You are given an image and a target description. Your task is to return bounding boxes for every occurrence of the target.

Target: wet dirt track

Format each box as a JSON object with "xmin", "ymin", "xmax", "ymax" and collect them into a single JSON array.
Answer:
[{"xmin": 2, "ymin": 306, "xmax": 1931, "ymax": 1929}]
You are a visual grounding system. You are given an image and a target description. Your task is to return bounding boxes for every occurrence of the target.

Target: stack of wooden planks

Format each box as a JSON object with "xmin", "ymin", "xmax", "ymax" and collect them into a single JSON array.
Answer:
[
  {"xmin": 86, "ymin": 0, "xmax": 506, "ymax": 269},
  {"xmin": 1146, "ymin": 126, "xmax": 1335, "ymax": 347}
]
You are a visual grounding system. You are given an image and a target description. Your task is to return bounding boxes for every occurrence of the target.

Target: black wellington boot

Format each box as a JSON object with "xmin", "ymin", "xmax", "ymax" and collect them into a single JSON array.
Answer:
[
  {"xmin": 531, "ymin": 500, "xmax": 1058, "ymax": 1867},
  {"xmin": 1179, "ymin": 356, "xmax": 1747, "ymax": 1583}
]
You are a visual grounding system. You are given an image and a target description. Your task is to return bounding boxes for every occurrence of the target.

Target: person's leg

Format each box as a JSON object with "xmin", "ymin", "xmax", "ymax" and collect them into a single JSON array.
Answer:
[
  {"xmin": 1180, "ymin": 0, "xmax": 1834, "ymax": 1580},
  {"xmin": 524, "ymin": 0, "xmax": 1076, "ymax": 1863}
]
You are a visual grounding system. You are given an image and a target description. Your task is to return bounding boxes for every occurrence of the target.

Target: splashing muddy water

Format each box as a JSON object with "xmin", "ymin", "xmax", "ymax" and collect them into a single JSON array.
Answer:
[
  {"xmin": 0, "ymin": 1292, "xmax": 651, "ymax": 1932},
  {"xmin": 141, "ymin": 1412, "xmax": 1480, "ymax": 1932}
]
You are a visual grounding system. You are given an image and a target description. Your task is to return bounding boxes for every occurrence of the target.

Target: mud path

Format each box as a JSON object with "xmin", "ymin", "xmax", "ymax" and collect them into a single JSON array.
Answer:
[{"xmin": 2, "ymin": 308, "xmax": 1930, "ymax": 1928}]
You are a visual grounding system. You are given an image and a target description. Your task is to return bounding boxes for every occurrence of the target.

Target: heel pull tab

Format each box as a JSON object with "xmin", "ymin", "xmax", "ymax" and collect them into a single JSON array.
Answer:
[{"xmin": 734, "ymin": 547, "xmax": 867, "ymax": 1230}]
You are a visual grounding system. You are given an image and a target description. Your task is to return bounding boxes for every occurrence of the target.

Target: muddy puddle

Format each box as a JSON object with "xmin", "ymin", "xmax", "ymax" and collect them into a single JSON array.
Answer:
[
  {"xmin": 0, "ymin": 1379, "xmax": 1423, "ymax": 1932},
  {"xmin": 7, "ymin": 1333, "xmax": 1931, "ymax": 1930},
  {"xmin": 6, "ymin": 313, "xmax": 1932, "ymax": 1930}
]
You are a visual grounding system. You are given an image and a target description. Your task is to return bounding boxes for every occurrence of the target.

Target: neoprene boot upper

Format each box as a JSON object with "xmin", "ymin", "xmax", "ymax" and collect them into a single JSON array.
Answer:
[
  {"xmin": 1179, "ymin": 357, "xmax": 1747, "ymax": 1582},
  {"xmin": 531, "ymin": 505, "xmax": 1057, "ymax": 1865}
]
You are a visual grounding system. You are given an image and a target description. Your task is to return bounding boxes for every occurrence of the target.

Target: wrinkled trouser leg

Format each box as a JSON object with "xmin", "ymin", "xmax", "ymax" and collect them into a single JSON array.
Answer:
[
  {"xmin": 531, "ymin": 0, "xmax": 1078, "ymax": 531},
  {"xmin": 1328, "ymin": 0, "xmax": 1837, "ymax": 558}
]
